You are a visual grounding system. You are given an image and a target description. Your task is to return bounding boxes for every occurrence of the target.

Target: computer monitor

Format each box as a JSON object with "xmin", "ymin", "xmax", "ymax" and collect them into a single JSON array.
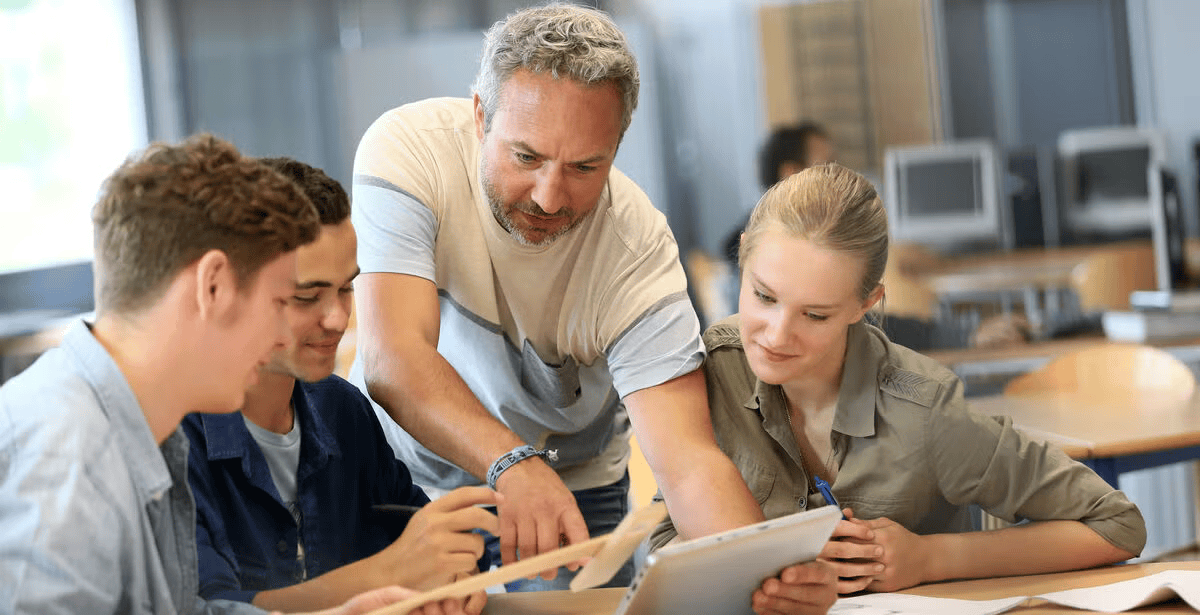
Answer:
[
  {"xmin": 1057, "ymin": 126, "xmax": 1167, "ymax": 238},
  {"xmin": 884, "ymin": 140, "xmax": 1005, "ymax": 250},
  {"xmin": 1149, "ymin": 165, "xmax": 1188, "ymax": 292}
]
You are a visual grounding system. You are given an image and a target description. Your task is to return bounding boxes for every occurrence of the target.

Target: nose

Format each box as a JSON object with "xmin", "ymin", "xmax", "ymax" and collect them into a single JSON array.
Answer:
[
  {"xmin": 277, "ymin": 304, "xmax": 297, "ymax": 349},
  {"xmin": 530, "ymin": 165, "xmax": 568, "ymax": 215},
  {"xmin": 763, "ymin": 312, "xmax": 791, "ymax": 348},
  {"xmin": 322, "ymin": 295, "xmax": 351, "ymax": 334}
]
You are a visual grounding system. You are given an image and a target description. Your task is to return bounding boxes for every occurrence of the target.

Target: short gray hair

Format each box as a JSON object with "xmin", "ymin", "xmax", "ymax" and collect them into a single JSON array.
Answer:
[{"xmin": 472, "ymin": 3, "xmax": 639, "ymax": 138}]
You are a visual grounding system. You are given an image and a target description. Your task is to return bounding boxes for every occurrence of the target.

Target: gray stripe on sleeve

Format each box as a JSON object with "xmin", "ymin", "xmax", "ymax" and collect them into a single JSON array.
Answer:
[
  {"xmin": 605, "ymin": 290, "xmax": 692, "ymax": 355},
  {"xmin": 606, "ymin": 293, "xmax": 706, "ymax": 397},
  {"xmin": 353, "ymin": 173, "xmax": 423, "ymax": 204},
  {"xmin": 351, "ymin": 179, "xmax": 437, "ymax": 280}
]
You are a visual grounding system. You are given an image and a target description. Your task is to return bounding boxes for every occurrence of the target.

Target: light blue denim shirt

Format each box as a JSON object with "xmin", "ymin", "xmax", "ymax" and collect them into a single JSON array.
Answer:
[{"xmin": 0, "ymin": 320, "xmax": 261, "ymax": 615}]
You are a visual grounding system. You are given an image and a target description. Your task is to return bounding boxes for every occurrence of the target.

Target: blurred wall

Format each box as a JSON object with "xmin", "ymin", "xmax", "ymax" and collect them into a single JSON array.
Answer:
[
  {"xmin": 134, "ymin": 0, "xmax": 1200, "ymax": 257},
  {"xmin": 1127, "ymin": 0, "xmax": 1200, "ymax": 237}
]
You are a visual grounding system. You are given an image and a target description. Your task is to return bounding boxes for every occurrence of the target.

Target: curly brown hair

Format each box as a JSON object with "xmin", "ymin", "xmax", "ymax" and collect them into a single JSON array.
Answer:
[
  {"xmin": 92, "ymin": 134, "xmax": 320, "ymax": 315},
  {"xmin": 258, "ymin": 157, "xmax": 349, "ymax": 225}
]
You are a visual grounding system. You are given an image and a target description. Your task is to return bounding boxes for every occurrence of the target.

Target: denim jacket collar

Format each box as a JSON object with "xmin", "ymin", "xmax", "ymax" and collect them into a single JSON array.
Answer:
[{"xmin": 197, "ymin": 380, "xmax": 341, "ymax": 489}]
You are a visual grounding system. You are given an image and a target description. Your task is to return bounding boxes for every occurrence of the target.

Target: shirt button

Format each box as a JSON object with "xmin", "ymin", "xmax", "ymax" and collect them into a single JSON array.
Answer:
[{"xmin": 277, "ymin": 540, "xmax": 290, "ymax": 555}]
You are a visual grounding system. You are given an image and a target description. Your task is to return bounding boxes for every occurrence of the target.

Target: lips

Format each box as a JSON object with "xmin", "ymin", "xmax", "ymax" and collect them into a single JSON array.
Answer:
[
  {"xmin": 756, "ymin": 343, "xmax": 796, "ymax": 362},
  {"xmin": 306, "ymin": 341, "xmax": 339, "ymax": 355},
  {"xmin": 520, "ymin": 210, "xmax": 562, "ymax": 227}
]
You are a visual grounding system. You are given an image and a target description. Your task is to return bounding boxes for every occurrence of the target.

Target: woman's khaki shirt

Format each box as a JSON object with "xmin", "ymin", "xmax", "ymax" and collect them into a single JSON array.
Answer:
[{"xmin": 650, "ymin": 316, "xmax": 1146, "ymax": 554}]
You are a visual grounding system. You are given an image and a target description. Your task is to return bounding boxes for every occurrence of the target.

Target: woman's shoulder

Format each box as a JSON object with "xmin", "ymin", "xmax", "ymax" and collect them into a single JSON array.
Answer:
[
  {"xmin": 864, "ymin": 323, "xmax": 961, "ymax": 409},
  {"xmin": 702, "ymin": 314, "xmax": 744, "ymax": 352}
]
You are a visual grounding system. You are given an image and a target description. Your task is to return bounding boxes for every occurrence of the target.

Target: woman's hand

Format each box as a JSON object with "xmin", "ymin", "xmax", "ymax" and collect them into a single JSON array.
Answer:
[
  {"xmin": 857, "ymin": 517, "xmax": 934, "ymax": 592},
  {"xmin": 817, "ymin": 508, "xmax": 886, "ymax": 594},
  {"xmin": 751, "ymin": 559, "xmax": 838, "ymax": 615}
]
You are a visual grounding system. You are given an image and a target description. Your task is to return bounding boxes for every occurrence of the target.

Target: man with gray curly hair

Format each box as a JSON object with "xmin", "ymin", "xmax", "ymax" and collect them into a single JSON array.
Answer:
[{"xmin": 348, "ymin": 4, "xmax": 836, "ymax": 612}]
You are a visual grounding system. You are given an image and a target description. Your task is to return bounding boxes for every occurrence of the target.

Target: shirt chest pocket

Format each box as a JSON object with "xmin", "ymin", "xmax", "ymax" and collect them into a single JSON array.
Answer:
[
  {"xmin": 729, "ymin": 455, "xmax": 777, "ymax": 505},
  {"xmin": 730, "ymin": 453, "xmax": 822, "ymax": 519},
  {"xmin": 519, "ymin": 341, "xmax": 582, "ymax": 408},
  {"xmin": 837, "ymin": 495, "xmax": 921, "ymax": 526}
]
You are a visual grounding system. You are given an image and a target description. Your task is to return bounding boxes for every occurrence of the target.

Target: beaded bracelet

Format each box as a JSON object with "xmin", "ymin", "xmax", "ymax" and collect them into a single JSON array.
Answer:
[{"xmin": 486, "ymin": 444, "xmax": 559, "ymax": 489}]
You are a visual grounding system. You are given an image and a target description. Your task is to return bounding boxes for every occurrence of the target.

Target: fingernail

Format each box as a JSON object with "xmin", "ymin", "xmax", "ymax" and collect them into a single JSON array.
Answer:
[
  {"xmin": 875, "ymin": 564, "xmax": 885, "ymax": 572},
  {"xmin": 874, "ymin": 546, "xmax": 882, "ymax": 556}
]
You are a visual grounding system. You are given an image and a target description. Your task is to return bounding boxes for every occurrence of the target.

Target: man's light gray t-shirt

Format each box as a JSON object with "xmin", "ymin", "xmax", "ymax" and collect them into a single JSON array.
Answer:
[{"xmin": 350, "ymin": 97, "xmax": 704, "ymax": 493}]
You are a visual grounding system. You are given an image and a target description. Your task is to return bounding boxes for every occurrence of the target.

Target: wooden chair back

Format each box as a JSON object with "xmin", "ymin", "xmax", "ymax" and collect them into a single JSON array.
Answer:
[
  {"xmin": 881, "ymin": 242, "xmax": 938, "ymax": 320},
  {"xmin": 1069, "ymin": 243, "xmax": 1156, "ymax": 312},
  {"xmin": 1004, "ymin": 343, "xmax": 1196, "ymax": 406}
]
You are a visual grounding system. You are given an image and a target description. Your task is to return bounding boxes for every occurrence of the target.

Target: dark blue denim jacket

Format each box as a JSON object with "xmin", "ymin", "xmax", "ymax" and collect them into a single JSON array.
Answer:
[{"xmin": 182, "ymin": 375, "xmax": 430, "ymax": 604}]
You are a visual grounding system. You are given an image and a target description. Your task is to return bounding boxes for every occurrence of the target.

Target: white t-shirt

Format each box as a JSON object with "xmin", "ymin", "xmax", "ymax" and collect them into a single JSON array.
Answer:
[
  {"xmin": 349, "ymin": 97, "xmax": 704, "ymax": 492},
  {"xmin": 242, "ymin": 413, "xmax": 302, "ymax": 525}
]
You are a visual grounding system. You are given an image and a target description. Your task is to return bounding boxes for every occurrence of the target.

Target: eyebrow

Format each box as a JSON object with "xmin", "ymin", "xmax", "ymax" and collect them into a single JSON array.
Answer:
[
  {"xmin": 296, "ymin": 267, "xmax": 360, "ymax": 290},
  {"xmin": 750, "ymin": 274, "xmax": 840, "ymax": 310},
  {"xmin": 510, "ymin": 140, "xmax": 610, "ymax": 166}
]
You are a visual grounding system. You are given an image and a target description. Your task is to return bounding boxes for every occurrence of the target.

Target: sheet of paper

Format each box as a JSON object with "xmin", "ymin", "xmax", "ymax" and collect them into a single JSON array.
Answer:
[
  {"xmin": 830, "ymin": 593, "xmax": 1028, "ymax": 615},
  {"xmin": 830, "ymin": 570, "xmax": 1200, "ymax": 615},
  {"xmin": 1035, "ymin": 570, "xmax": 1200, "ymax": 611}
]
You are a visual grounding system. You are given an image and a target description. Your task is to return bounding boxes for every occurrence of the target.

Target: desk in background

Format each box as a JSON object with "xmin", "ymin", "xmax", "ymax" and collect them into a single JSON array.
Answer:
[
  {"xmin": 969, "ymin": 391, "xmax": 1200, "ymax": 488},
  {"xmin": 929, "ymin": 335, "xmax": 1200, "ymax": 396},
  {"xmin": 0, "ymin": 310, "xmax": 82, "ymax": 383},
  {"xmin": 480, "ymin": 561, "xmax": 1200, "ymax": 615},
  {"xmin": 893, "ymin": 240, "xmax": 1156, "ymax": 332}
]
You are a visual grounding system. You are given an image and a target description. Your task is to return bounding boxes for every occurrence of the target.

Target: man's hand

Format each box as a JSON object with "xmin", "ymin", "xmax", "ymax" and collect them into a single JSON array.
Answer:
[
  {"xmin": 817, "ymin": 508, "xmax": 886, "ymax": 594},
  {"xmin": 494, "ymin": 457, "xmax": 590, "ymax": 579},
  {"xmin": 751, "ymin": 560, "xmax": 837, "ymax": 615},
  {"xmin": 382, "ymin": 487, "xmax": 500, "ymax": 591}
]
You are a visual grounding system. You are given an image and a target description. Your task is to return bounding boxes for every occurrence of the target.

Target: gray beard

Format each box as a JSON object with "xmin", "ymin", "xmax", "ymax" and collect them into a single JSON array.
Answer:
[{"xmin": 480, "ymin": 159, "xmax": 590, "ymax": 247}]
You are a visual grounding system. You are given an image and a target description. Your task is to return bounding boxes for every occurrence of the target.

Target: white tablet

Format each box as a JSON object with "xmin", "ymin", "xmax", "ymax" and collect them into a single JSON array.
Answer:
[{"xmin": 615, "ymin": 505, "xmax": 841, "ymax": 615}]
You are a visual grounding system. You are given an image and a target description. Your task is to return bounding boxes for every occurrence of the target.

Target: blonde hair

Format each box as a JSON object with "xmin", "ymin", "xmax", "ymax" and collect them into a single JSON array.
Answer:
[{"xmin": 738, "ymin": 163, "xmax": 888, "ymax": 301}]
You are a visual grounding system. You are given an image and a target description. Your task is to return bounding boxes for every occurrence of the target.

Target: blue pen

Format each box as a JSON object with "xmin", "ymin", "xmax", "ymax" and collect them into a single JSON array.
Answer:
[{"xmin": 813, "ymin": 476, "xmax": 847, "ymax": 520}]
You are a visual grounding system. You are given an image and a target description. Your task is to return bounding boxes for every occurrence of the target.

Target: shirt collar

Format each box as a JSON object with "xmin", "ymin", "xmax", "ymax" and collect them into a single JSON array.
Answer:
[
  {"xmin": 293, "ymin": 380, "xmax": 341, "ymax": 479},
  {"xmin": 60, "ymin": 320, "xmax": 173, "ymax": 500},
  {"xmin": 198, "ymin": 380, "xmax": 340, "ymax": 466},
  {"xmin": 741, "ymin": 320, "xmax": 881, "ymax": 439},
  {"xmin": 835, "ymin": 321, "xmax": 881, "ymax": 438}
]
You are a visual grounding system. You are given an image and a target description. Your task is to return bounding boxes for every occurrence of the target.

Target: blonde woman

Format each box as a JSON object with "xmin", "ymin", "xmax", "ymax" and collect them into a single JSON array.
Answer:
[{"xmin": 653, "ymin": 164, "xmax": 1145, "ymax": 603}]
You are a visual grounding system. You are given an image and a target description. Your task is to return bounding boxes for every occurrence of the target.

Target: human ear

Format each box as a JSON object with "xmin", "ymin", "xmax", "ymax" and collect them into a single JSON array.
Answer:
[
  {"xmin": 856, "ymin": 284, "xmax": 885, "ymax": 321},
  {"xmin": 472, "ymin": 93, "xmax": 486, "ymax": 142},
  {"xmin": 193, "ymin": 249, "xmax": 236, "ymax": 322}
]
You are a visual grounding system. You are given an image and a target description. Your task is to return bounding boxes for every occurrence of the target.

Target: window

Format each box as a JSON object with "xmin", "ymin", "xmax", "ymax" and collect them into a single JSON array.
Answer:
[{"xmin": 0, "ymin": 0, "xmax": 146, "ymax": 275}]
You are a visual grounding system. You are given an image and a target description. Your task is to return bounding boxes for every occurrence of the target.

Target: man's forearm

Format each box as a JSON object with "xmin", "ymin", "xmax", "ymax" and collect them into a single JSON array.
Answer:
[
  {"xmin": 659, "ymin": 445, "xmax": 765, "ymax": 541},
  {"xmin": 363, "ymin": 341, "xmax": 523, "ymax": 479},
  {"xmin": 626, "ymin": 370, "xmax": 766, "ymax": 541},
  {"xmin": 251, "ymin": 556, "xmax": 384, "ymax": 612}
]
